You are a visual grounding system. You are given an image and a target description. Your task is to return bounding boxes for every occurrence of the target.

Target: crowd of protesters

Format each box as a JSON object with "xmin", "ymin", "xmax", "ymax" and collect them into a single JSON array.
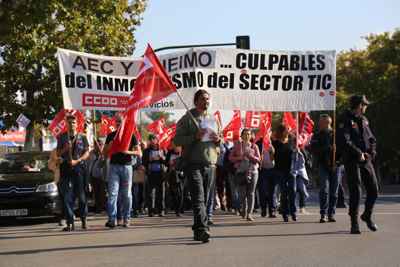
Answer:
[{"xmin": 54, "ymin": 91, "xmax": 379, "ymax": 242}]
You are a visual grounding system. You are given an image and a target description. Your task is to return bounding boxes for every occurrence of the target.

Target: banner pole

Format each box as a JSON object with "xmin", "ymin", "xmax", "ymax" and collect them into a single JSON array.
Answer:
[
  {"xmin": 174, "ymin": 90, "xmax": 200, "ymax": 130},
  {"xmin": 332, "ymin": 111, "xmax": 336, "ymax": 169}
]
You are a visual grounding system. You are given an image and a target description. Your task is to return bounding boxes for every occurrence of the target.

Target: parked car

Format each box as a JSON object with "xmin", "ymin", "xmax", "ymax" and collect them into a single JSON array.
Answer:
[{"xmin": 0, "ymin": 151, "xmax": 62, "ymax": 219}]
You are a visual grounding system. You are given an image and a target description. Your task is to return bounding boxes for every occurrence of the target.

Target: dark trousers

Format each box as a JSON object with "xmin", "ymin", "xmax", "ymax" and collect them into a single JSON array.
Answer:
[
  {"xmin": 132, "ymin": 183, "xmax": 144, "ymax": 213},
  {"xmin": 185, "ymin": 164, "xmax": 215, "ymax": 233},
  {"xmin": 216, "ymin": 165, "xmax": 231, "ymax": 209},
  {"xmin": 345, "ymin": 160, "xmax": 378, "ymax": 217},
  {"xmin": 258, "ymin": 168, "xmax": 279, "ymax": 214},
  {"xmin": 170, "ymin": 181, "xmax": 184, "ymax": 214},
  {"xmin": 56, "ymin": 183, "xmax": 66, "ymax": 221},
  {"xmin": 60, "ymin": 170, "xmax": 88, "ymax": 225},
  {"xmin": 319, "ymin": 166, "xmax": 339, "ymax": 216},
  {"xmin": 146, "ymin": 172, "xmax": 165, "ymax": 214},
  {"xmin": 91, "ymin": 177, "xmax": 106, "ymax": 213},
  {"xmin": 278, "ymin": 171, "xmax": 297, "ymax": 216},
  {"xmin": 337, "ymin": 183, "xmax": 346, "ymax": 207}
]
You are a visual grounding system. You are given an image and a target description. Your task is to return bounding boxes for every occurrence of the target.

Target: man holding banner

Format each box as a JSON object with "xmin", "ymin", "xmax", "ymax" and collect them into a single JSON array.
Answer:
[{"xmin": 174, "ymin": 89, "xmax": 222, "ymax": 243}]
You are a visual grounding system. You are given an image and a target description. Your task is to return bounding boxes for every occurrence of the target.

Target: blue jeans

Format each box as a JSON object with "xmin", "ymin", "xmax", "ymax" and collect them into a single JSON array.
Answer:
[
  {"xmin": 319, "ymin": 166, "xmax": 339, "ymax": 216},
  {"xmin": 206, "ymin": 172, "xmax": 217, "ymax": 218},
  {"xmin": 296, "ymin": 176, "xmax": 309, "ymax": 208},
  {"xmin": 107, "ymin": 164, "xmax": 133, "ymax": 222},
  {"xmin": 278, "ymin": 171, "xmax": 297, "ymax": 216},
  {"xmin": 228, "ymin": 172, "xmax": 240, "ymax": 210},
  {"xmin": 258, "ymin": 168, "xmax": 279, "ymax": 214},
  {"xmin": 60, "ymin": 166, "xmax": 88, "ymax": 225},
  {"xmin": 185, "ymin": 164, "xmax": 215, "ymax": 232}
]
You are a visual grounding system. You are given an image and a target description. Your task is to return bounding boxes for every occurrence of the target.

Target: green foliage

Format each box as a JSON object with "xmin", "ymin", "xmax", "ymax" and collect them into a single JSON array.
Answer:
[
  {"xmin": 336, "ymin": 29, "xmax": 400, "ymax": 179},
  {"xmin": 0, "ymin": 0, "xmax": 147, "ymax": 148}
]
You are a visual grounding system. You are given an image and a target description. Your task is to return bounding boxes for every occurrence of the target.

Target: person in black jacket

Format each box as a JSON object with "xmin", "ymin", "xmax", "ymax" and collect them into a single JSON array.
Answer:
[
  {"xmin": 272, "ymin": 124, "xmax": 296, "ymax": 222},
  {"xmin": 311, "ymin": 114, "xmax": 339, "ymax": 223},
  {"xmin": 337, "ymin": 95, "xmax": 379, "ymax": 234},
  {"xmin": 142, "ymin": 135, "xmax": 166, "ymax": 217}
]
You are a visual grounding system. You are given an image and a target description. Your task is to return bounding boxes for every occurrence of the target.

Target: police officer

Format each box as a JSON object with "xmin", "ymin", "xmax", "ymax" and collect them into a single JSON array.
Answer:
[{"xmin": 337, "ymin": 95, "xmax": 379, "ymax": 234}]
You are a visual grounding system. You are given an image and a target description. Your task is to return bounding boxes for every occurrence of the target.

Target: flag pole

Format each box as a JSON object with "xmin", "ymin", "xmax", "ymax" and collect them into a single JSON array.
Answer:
[{"xmin": 174, "ymin": 89, "xmax": 200, "ymax": 130}]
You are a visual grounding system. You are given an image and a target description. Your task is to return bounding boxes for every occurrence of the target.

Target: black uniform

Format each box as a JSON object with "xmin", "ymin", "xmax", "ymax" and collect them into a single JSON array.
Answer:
[{"xmin": 337, "ymin": 109, "xmax": 378, "ymax": 218}]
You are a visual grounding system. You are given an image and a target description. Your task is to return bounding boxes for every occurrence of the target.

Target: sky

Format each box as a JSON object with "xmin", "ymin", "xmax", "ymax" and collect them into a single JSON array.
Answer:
[
  {"xmin": 134, "ymin": 0, "xmax": 400, "ymax": 123},
  {"xmin": 134, "ymin": 0, "xmax": 400, "ymax": 55}
]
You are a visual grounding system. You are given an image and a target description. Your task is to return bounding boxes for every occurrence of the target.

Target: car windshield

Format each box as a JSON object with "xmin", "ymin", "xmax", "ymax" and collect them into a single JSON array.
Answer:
[{"xmin": 0, "ymin": 153, "xmax": 50, "ymax": 174}]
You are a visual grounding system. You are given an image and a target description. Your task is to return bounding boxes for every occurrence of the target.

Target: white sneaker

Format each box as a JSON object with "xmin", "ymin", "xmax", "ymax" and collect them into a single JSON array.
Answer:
[{"xmin": 299, "ymin": 208, "xmax": 309, "ymax": 214}]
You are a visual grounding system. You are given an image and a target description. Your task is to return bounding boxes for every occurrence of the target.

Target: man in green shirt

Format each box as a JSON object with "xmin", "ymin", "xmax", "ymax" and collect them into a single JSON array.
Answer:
[{"xmin": 173, "ymin": 90, "xmax": 222, "ymax": 243}]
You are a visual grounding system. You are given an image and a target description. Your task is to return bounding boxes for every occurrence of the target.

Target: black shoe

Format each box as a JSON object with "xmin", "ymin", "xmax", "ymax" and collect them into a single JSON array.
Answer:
[
  {"xmin": 360, "ymin": 213, "xmax": 378, "ymax": 232},
  {"xmin": 194, "ymin": 231, "xmax": 210, "ymax": 243},
  {"xmin": 268, "ymin": 212, "xmax": 277, "ymax": 218},
  {"xmin": 328, "ymin": 215, "xmax": 336, "ymax": 223},
  {"xmin": 158, "ymin": 211, "xmax": 165, "ymax": 217},
  {"xmin": 62, "ymin": 223, "xmax": 75, "ymax": 232},
  {"xmin": 350, "ymin": 217, "xmax": 361, "ymax": 234},
  {"xmin": 122, "ymin": 220, "xmax": 130, "ymax": 228},
  {"xmin": 261, "ymin": 209, "xmax": 267, "ymax": 218},
  {"xmin": 207, "ymin": 219, "xmax": 214, "ymax": 226},
  {"xmin": 176, "ymin": 212, "xmax": 182, "ymax": 217},
  {"xmin": 320, "ymin": 215, "xmax": 327, "ymax": 223},
  {"xmin": 105, "ymin": 221, "xmax": 116, "ymax": 229},
  {"xmin": 291, "ymin": 214, "xmax": 297, "ymax": 221},
  {"xmin": 350, "ymin": 224, "xmax": 361, "ymax": 234},
  {"xmin": 148, "ymin": 213, "xmax": 154, "ymax": 217},
  {"xmin": 283, "ymin": 215, "xmax": 289, "ymax": 222},
  {"xmin": 81, "ymin": 218, "xmax": 87, "ymax": 230}
]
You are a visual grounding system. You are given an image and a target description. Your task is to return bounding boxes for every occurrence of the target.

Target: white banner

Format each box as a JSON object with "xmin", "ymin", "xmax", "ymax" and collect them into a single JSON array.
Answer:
[{"xmin": 57, "ymin": 48, "xmax": 336, "ymax": 111}]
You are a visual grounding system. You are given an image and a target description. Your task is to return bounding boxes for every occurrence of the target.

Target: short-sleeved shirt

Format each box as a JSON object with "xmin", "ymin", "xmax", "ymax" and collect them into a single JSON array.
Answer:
[{"xmin": 106, "ymin": 131, "xmax": 138, "ymax": 165}]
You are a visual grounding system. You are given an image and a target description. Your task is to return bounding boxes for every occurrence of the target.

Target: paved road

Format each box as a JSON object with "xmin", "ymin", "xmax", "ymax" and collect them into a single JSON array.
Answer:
[{"xmin": 1, "ymin": 195, "xmax": 400, "ymax": 267}]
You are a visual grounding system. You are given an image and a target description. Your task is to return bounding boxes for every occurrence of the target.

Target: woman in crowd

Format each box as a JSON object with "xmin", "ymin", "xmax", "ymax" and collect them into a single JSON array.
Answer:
[
  {"xmin": 229, "ymin": 129, "xmax": 261, "ymax": 221},
  {"xmin": 272, "ymin": 124, "xmax": 296, "ymax": 222}
]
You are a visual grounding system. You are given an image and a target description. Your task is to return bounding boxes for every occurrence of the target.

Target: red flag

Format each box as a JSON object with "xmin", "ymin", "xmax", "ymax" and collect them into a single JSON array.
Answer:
[
  {"xmin": 282, "ymin": 112, "xmax": 297, "ymax": 134},
  {"xmin": 108, "ymin": 109, "xmax": 138, "ymax": 156},
  {"xmin": 158, "ymin": 124, "xmax": 177, "ymax": 150},
  {"xmin": 213, "ymin": 111, "xmax": 222, "ymax": 129},
  {"xmin": 109, "ymin": 44, "xmax": 175, "ymax": 155},
  {"xmin": 147, "ymin": 117, "xmax": 167, "ymax": 136},
  {"xmin": 245, "ymin": 111, "xmax": 268, "ymax": 129},
  {"xmin": 99, "ymin": 115, "xmax": 117, "ymax": 136},
  {"xmin": 297, "ymin": 112, "xmax": 314, "ymax": 148},
  {"xmin": 223, "ymin": 110, "xmax": 241, "ymax": 142},
  {"xmin": 48, "ymin": 109, "xmax": 84, "ymax": 137},
  {"xmin": 127, "ymin": 44, "xmax": 176, "ymax": 111},
  {"xmin": 255, "ymin": 112, "xmax": 272, "ymax": 149}
]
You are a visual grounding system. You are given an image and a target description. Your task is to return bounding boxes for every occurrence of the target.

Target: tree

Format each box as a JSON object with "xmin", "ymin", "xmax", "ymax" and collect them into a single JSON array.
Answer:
[
  {"xmin": 0, "ymin": 0, "xmax": 147, "ymax": 149},
  {"xmin": 336, "ymin": 29, "xmax": 400, "ymax": 182}
]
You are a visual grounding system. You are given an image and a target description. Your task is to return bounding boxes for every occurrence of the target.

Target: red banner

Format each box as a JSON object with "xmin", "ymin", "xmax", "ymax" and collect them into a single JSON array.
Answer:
[
  {"xmin": 109, "ymin": 44, "xmax": 175, "ymax": 155},
  {"xmin": 255, "ymin": 112, "xmax": 273, "ymax": 150},
  {"xmin": 245, "ymin": 111, "xmax": 268, "ymax": 129},
  {"xmin": 48, "ymin": 109, "xmax": 85, "ymax": 137},
  {"xmin": 297, "ymin": 112, "xmax": 314, "ymax": 148},
  {"xmin": 223, "ymin": 110, "xmax": 241, "ymax": 142},
  {"xmin": 282, "ymin": 112, "xmax": 297, "ymax": 134},
  {"xmin": 158, "ymin": 124, "xmax": 177, "ymax": 150},
  {"xmin": 147, "ymin": 117, "xmax": 167, "ymax": 136},
  {"xmin": 99, "ymin": 115, "xmax": 117, "ymax": 136},
  {"xmin": 127, "ymin": 44, "xmax": 176, "ymax": 111}
]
